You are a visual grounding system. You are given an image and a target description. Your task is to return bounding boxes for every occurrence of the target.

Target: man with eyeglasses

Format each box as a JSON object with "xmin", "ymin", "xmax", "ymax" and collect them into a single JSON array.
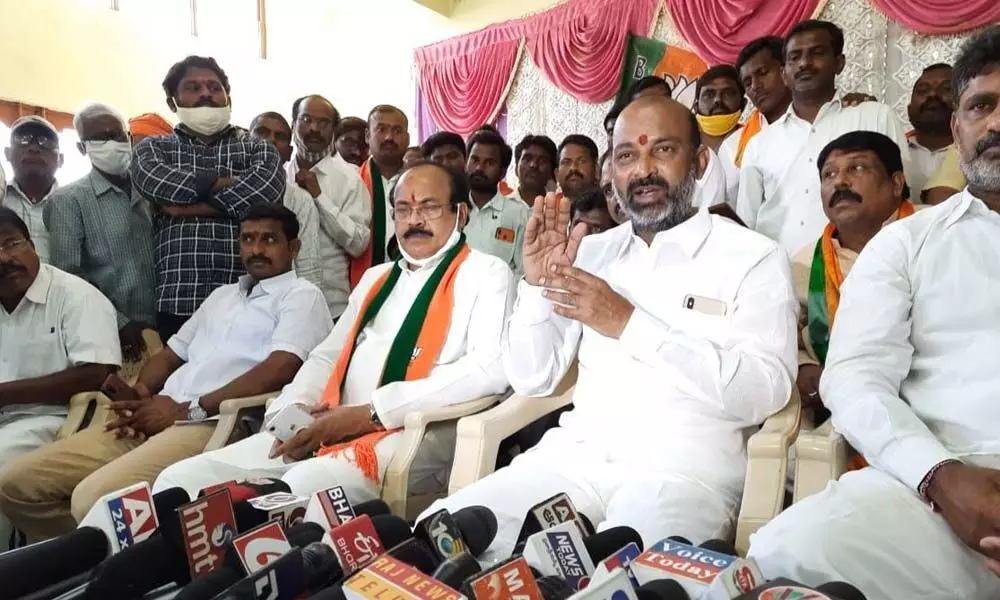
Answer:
[
  {"xmin": 154, "ymin": 160, "xmax": 511, "ymax": 504},
  {"xmin": 0, "ymin": 207, "xmax": 120, "ymax": 549},
  {"xmin": 285, "ymin": 95, "xmax": 371, "ymax": 319},
  {"xmin": 44, "ymin": 102, "xmax": 155, "ymax": 363},
  {"xmin": 2, "ymin": 116, "xmax": 63, "ymax": 264}
]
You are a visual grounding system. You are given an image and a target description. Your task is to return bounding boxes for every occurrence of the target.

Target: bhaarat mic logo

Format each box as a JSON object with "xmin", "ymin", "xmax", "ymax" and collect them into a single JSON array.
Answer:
[
  {"xmin": 107, "ymin": 485, "xmax": 158, "ymax": 548},
  {"xmin": 634, "ymin": 540, "xmax": 734, "ymax": 583},
  {"xmin": 347, "ymin": 555, "xmax": 463, "ymax": 600},
  {"xmin": 331, "ymin": 514, "xmax": 384, "ymax": 575}
]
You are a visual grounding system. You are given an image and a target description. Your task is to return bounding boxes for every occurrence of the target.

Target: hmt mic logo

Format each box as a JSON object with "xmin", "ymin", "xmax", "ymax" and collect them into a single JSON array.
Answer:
[
  {"xmin": 179, "ymin": 489, "xmax": 237, "ymax": 579},
  {"xmin": 107, "ymin": 485, "xmax": 158, "ymax": 548}
]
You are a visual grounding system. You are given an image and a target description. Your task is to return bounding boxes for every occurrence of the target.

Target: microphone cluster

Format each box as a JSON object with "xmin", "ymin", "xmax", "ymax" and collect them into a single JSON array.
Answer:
[{"xmin": 0, "ymin": 486, "xmax": 867, "ymax": 600}]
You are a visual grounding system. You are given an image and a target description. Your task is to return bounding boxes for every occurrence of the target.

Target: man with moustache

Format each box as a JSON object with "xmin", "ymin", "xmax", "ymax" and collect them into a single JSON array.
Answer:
[
  {"xmin": 906, "ymin": 63, "xmax": 955, "ymax": 199},
  {"xmin": 556, "ymin": 135, "xmax": 599, "ymax": 201},
  {"xmin": 737, "ymin": 21, "xmax": 913, "ymax": 256},
  {"xmin": 421, "ymin": 131, "xmax": 468, "ymax": 175},
  {"xmin": 0, "ymin": 204, "xmax": 331, "ymax": 540},
  {"xmin": 0, "ymin": 208, "xmax": 119, "ymax": 549},
  {"xmin": 421, "ymin": 95, "xmax": 796, "ymax": 558},
  {"xmin": 694, "ymin": 66, "xmax": 747, "ymax": 153},
  {"xmin": 154, "ymin": 161, "xmax": 511, "ymax": 504},
  {"xmin": 349, "ymin": 105, "xmax": 409, "ymax": 289},
  {"xmin": 749, "ymin": 28, "xmax": 1000, "ymax": 600},
  {"xmin": 465, "ymin": 129, "xmax": 530, "ymax": 276},
  {"xmin": 599, "ymin": 149, "xmax": 627, "ymax": 224},
  {"xmin": 334, "ymin": 117, "xmax": 369, "ymax": 169},
  {"xmin": 288, "ymin": 95, "xmax": 371, "ymax": 318},
  {"xmin": 513, "ymin": 135, "xmax": 558, "ymax": 206},
  {"xmin": 2, "ymin": 116, "xmax": 63, "ymax": 264},
  {"xmin": 132, "ymin": 55, "xmax": 285, "ymax": 341}
]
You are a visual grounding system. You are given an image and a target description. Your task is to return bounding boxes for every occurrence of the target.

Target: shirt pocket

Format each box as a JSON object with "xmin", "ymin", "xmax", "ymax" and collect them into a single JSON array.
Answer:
[{"xmin": 17, "ymin": 336, "xmax": 67, "ymax": 380}]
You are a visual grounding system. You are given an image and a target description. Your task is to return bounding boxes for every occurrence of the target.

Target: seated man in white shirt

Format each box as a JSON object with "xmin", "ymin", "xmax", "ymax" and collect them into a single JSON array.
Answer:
[
  {"xmin": 0, "ymin": 207, "xmax": 120, "ymax": 549},
  {"xmin": 0, "ymin": 203, "xmax": 332, "ymax": 541},
  {"xmin": 154, "ymin": 161, "xmax": 512, "ymax": 504},
  {"xmin": 737, "ymin": 19, "xmax": 914, "ymax": 256},
  {"xmin": 286, "ymin": 96, "xmax": 373, "ymax": 319},
  {"xmin": 748, "ymin": 27, "xmax": 1000, "ymax": 600},
  {"xmin": 423, "ymin": 95, "xmax": 797, "ymax": 560}
]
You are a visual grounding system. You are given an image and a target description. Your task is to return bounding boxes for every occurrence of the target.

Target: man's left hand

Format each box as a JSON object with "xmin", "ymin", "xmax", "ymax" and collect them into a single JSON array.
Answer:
[
  {"xmin": 542, "ymin": 265, "xmax": 634, "ymax": 338},
  {"xmin": 107, "ymin": 395, "xmax": 187, "ymax": 439},
  {"xmin": 270, "ymin": 405, "xmax": 375, "ymax": 462}
]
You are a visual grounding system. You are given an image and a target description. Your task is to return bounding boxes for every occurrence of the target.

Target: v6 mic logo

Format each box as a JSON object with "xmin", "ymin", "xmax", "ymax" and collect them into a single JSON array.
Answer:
[
  {"xmin": 107, "ymin": 484, "xmax": 158, "ymax": 548},
  {"xmin": 233, "ymin": 520, "xmax": 292, "ymax": 574}
]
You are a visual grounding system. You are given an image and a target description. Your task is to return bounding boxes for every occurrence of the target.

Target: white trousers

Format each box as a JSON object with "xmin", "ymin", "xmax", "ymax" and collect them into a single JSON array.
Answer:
[
  {"xmin": 0, "ymin": 413, "xmax": 65, "ymax": 550},
  {"xmin": 153, "ymin": 432, "xmax": 403, "ymax": 504},
  {"xmin": 749, "ymin": 467, "xmax": 1000, "ymax": 600},
  {"xmin": 420, "ymin": 434, "xmax": 737, "ymax": 564}
]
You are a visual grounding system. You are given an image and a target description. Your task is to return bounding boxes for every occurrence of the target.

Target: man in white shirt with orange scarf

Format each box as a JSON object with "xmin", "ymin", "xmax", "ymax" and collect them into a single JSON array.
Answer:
[{"xmin": 155, "ymin": 161, "xmax": 512, "ymax": 502}]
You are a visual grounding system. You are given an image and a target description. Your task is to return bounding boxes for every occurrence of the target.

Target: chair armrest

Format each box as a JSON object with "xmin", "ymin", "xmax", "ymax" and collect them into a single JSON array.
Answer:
[
  {"xmin": 447, "ymin": 365, "xmax": 579, "ymax": 496},
  {"xmin": 142, "ymin": 329, "xmax": 164, "ymax": 354},
  {"xmin": 382, "ymin": 394, "xmax": 508, "ymax": 519},
  {"xmin": 792, "ymin": 419, "xmax": 848, "ymax": 504},
  {"xmin": 59, "ymin": 392, "xmax": 105, "ymax": 439},
  {"xmin": 203, "ymin": 393, "xmax": 277, "ymax": 452},
  {"xmin": 735, "ymin": 387, "xmax": 802, "ymax": 556}
]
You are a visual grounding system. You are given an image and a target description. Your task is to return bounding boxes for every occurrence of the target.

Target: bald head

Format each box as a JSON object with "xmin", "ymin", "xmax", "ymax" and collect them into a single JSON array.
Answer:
[
  {"xmin": 610, "ymin": 95, "xmax": 708, "ymax": 237},
  {"xmin": 393, "ymin": 160, "xmax": 468, "ymax": 263}
]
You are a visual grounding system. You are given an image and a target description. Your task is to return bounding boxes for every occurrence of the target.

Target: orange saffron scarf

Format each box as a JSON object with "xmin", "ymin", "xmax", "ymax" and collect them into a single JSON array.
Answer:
[
  {"xmin": 734, "ymin": 110, "xmax": 764, "ymax": 167},
  {"xmin": 349, "ymin": 158, "xmax": 388, "ymax": 290}
]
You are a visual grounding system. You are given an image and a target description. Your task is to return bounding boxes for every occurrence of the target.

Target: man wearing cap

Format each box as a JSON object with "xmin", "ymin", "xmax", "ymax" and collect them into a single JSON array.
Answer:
[
  {"xmin": 45, "ymin": 103, "xmax": 156, "ymax": 362},
  {"xmin": 2, "ymin": 116, "xmax": 63, "ymax": 263}
]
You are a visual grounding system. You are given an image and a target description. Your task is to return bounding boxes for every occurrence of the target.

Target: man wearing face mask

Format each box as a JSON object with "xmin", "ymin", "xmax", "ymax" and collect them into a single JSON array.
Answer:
[
  {"xmin": 695, "ymin": 66, "xmax": 747, "ymax": 153},
  {"xmin": 2, "ymin": 116, "xmax": 64, "ymax": 264},
  {"xmin": 132, "ymin": 55, "xmax": 284, "ymax": 341},
  {"xmin": 287, "ymin": 95, "xmax": 371, "ymax": 319},
  {"xmin": 154, "ymin": 161, "xmax": 512, "ymax": 504},
  {"xmin": 44, "ymin": 103, "xmax": 155, "ymax": 362}
]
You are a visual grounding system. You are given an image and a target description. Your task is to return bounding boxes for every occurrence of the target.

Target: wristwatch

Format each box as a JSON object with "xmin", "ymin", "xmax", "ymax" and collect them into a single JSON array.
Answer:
[
  {"xmin": 187, "ymin": 398, "xmax": 208, "ymax": 421},
  {"xmin": 369, "ymin": 404, "xmax": 383, "ymax": 429}
]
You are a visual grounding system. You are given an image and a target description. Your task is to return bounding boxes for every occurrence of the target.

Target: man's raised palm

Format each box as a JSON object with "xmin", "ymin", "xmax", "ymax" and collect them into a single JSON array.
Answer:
[{"xmin": 523, "ymin": 192, "xmax": 587, "ymax": 286}]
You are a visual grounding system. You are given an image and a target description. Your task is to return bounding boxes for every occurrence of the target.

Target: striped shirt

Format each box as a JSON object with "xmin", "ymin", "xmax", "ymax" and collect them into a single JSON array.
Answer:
[
  {"xmin": 131, "ymin": 126, "xmax": 285, "ymax": 317},
  {"xmin": 44, "ymin": 170, "xmax": 156, "ymax": 327},
  {"xmin": 3, "ymin": 182, "xmax": 57, "ymax": 264}
]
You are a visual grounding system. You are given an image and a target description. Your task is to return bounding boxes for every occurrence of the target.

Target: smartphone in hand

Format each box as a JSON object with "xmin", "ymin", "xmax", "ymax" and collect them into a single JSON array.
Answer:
[
  {"xmin": 101, "ymin": 373, "xmax": 141, "ymax": 402},
  {"xmin": 265, "ymin": 404, "xmax": 315, "ymax": 442}
]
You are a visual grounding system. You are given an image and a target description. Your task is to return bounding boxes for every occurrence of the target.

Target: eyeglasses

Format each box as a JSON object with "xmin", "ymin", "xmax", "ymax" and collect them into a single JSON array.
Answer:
[
  {"xmin": 11, "ymin": 134, "xmax": 59, "ymax": 151},
  {"xmin": 0, "ymin": 239, "xmax": 30, "ymax": 256},
  {"xmin": 298, "ymin": 114, "xmax": 335, "ymax": 129},
  {"xmin": 391, "ymin": 204, "xmax": 447, "ymax": 221}
]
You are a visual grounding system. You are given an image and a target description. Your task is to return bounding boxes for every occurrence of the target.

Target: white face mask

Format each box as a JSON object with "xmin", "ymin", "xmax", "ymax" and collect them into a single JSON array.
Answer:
[
  {"xmin": 85, "ymin": 141, "xmax": 131, "ymax": 176},
  {"xmin": 398, "ymin": 207, "xmax": 464, "ymax": 269},
  {"xmin": 175, "ymin": 105, "xmax": 231, "ymax": 136}
]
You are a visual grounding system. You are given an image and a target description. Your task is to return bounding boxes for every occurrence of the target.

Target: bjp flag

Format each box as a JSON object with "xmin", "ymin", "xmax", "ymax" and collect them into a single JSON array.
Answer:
[{"xmin": 617, "ymin": 35, "xmax": 708, "ymax": 110}]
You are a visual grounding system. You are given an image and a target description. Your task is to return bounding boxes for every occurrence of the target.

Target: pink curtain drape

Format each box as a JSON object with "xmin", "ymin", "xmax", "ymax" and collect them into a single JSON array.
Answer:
[
  {"xmin": 666, "ymin": 0, "xmax": 822, "ymax": 66},
  {"xmin": 868, "ymin": 0, "xmax": 1000, "ymax": 35},
  {"xmin": 414, "ymin": 0, "xmax": 658, "ymax": 136}
]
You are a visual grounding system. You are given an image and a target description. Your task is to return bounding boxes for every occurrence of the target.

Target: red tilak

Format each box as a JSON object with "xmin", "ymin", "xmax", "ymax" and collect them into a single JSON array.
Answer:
[{"xmin": 638, "ymin": 134, "xmax": 648, "ymax": 145}]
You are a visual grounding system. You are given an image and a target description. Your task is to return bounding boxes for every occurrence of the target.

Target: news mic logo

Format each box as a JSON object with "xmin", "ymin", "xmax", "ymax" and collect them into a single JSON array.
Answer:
[
  {"xmin": 427, "ymin": 511, "xmax": 466, "ymax": 557},
  {"xmin": 330, "ymin": 514, "xmax": 384, "ymax": 576},
  {"xmin": 106, "ymin": 484, "xmax": 158, "ymax": 548},
  {"xmin": 545, "ymin": 530, "xmax": 591, "ymax": 590},
  {"xmin": 468, "ymin": 557, "xmax": 544, "ymax": 600},
  {"xmin": 233, "ymin": 520, "xmax": 292, "ymax": 574},
  {"xmin": 179, "ymin": 489, "xmax": 237, "ymax": 579},
  {"xmin": 318, "ymin": 485, "xmax": 355, "ymax": 526}
]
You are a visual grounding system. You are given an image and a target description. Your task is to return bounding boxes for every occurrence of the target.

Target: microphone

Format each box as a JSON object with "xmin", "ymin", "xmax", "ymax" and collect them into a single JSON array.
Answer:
[
  {"xmin": 817, "ymin": 581, "xmax": 868, "ymax": 600},
  {"xmin": 592, "ymin": 541, "xmax": 642, "ymax": 589},
  {"xmin": 733, "ymin": 578, "xmax": 866, "ymax": 599},
  {"xmin": 232, "ymin": 519, "xmax": 293, "ymax": 574},
  {"xmin": 565, "ymin": 566, "xmax": 638, "ymax": 600},
  {"xmin": 305, "ymin": 485, "xmax": 357, "ymax": 530},
  {"xmin": 701, "ymin": 557, "xmax": 765, "ymax": 599},
  {"xmin": 698, "ymin": 539, "xmax": 738, "ymax": 556},
  {"xmin": 666, "ymin": 536, "xmax": 691, "ymax": 545},
  {"xmin": 77, "ymin": 481, "xmax": 162, "ymax": 552},
  {"xmin": 584, "ymin": 526, "xmax": 643, "ymax": 563},
  {"xmin": 339, "ymin": 554, "xmax": 463, "ymax": 600},
  {"xmin": 0, "ymin": 526, "xmax": 110, "ymax": 598},
  {"xmin": 522, "ymin": 520, "xmax": 596, "ymax": 591},
  {"xmin": 536, "ymin": 574, "xmax": 576, "ymax": 600},
  {"xmin": 429, "ymin": 551, "xmax": 481, "ymax": 589},
  {"xmin": 413, "ymin": 505, "xmax": 498, "ymax": 561},
  {"xmin": 215, "ymin": 547, "xmax": 308, "ymax": 600},
  {"xmin": 235, "ymin": 491, "xmax": 310, "ymax": 531},
  {"xmin": 178, "ymin": 488, "xmax": 239, "ymax": 580},
  {"xmin": 385, "ymin": 537, "xmax": 443, "ymax": 574},
  {"xmin": 636, "ymin": 579, "xmax": 691, "ymax": 600},
  {"xmin": 465, "ymin": 556, "xmax": 546, "ymax": 600},
  {"xmin": 325, "ymin": 513, "xmax": 411, "ymax": 577},
  {"xmin": 199, "ymin": 477, "xmax": 291, "ymax": 503},
  {"xmin": 630, "ymin": 537, "xmax": 740, "ymax": 598},
  {"xmin": 516, "ymin": 493, "xmax": 590, "ymax": 547}
]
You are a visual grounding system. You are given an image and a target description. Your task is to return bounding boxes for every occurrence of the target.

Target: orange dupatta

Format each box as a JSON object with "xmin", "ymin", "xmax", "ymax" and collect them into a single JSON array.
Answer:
[
  {"xmin": 316, "ymin": 243, "xmax": 471, "ymax": 483},
  {"xmin": 349, "ymin": 159, "xmax": 388, "ymax": 290},
  {"xmin": 734, "ymin": 110, "xmax": 764, "ymax": 167}
]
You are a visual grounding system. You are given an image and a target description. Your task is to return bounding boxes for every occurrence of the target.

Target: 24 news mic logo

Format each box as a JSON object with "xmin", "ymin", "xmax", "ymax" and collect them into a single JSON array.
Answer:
[
  {"xmin": 179, "ymin": 489, "xmax": 237, "ymax": 578},
  {"xmin": 330, "ymin": 514, "xmax": 384, "ymax": 575},
  {"xmin": 106, "ymin": 484, "xmax": 158, "ymax": 548}
]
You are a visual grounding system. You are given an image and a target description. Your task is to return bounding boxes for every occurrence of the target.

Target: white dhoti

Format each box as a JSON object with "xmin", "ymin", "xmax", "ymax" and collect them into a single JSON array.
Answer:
[
  {"xmin": 749, "ymin": 467, "xmax": 1000, "ymax": 600},
  {"xmin": 420, "ymin": 433, "xmax": 737, "ymax": 564},
  {"xmin": 0, "ymin": 413, "xmax": 65, "ymax": 550}
]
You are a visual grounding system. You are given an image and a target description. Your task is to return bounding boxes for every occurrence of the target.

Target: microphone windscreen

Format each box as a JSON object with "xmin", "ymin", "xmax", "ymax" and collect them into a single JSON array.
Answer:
[
  {"xmin": 153, "ymin": 486, "xmax": 190, "ymax": 521},
  {"xmin": 287, "ymin": 522, "xmax": 326, "ymax": 547},
  {"xmin": 387, "ymin": 538, "xmax": 441, "ymax": 574},
  {"xmin": 0, "ymin": 526, "xmax": 110, "ymax": 598},
  {"xmin": 666, "ymin": 535, "xmax": 691, "ymax": 545},
  {"xmin": 85, "ymin": 535, "xmax": 185, "ymax": 599},
  {"xmin": 371, "ymin": 514, "xmax": 413, "ymax": 548},
  {"xmin": 535, "ymin": 575, "xmax": 575, "ymax": 600},
  {"xmin": 201, "ymin": 478, "xmax": 291, "ymax": 503},
  {"xmin": 578, "ymin": 513, "xmax": 595, "ymax": 536},
  {"xmin": 173, "ymin": 566, "xmax": 242, "ymax": 600},
  {"xmin": 637, "ymin": 579, "xmax": 691, "ymax": 600},
  {"xmin": 583, "ymin": 526, "xmax": 644, "ymax": 562},
  {"xmin": 308, "ymin": 585, "xmax": 348, "ymax": 600},
  {"xmin": 353, "ymin": 499, "xmax": 391, "ymax": 517},
  {"xmin": 430, "ymin": 551, "xmax": 481, "ymax": 588},
  {"xmin": 698, "ymin": 538, "xmax": 737, "ymax": 556},
  {"xmin": 302, "ymin": 541, "xmax": 342, "ymax": 589},
  {"xmin": 452, "ymin": 505, "xmax": 498, "ymax": 557},
  {"xmin": 817, "ymin": 581, "xmax": 868, "ymax": 600}
]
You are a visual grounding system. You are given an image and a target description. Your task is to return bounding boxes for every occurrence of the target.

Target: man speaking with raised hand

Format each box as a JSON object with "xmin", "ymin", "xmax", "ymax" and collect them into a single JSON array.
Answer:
[{"xmin": 421, "ymin": 95, "xmax": 797, "ymax": 562}]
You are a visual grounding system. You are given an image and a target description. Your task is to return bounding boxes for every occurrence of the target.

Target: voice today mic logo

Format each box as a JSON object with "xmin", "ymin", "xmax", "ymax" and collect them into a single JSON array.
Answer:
[{"xmin": 107, "ymin": 485, "xmax": 158, "ymax": 548}]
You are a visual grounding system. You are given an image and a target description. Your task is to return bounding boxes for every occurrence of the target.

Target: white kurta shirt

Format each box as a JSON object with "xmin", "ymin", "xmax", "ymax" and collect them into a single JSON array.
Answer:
[
  {"xmin": 737, "ymin": 99, "xmax": 913, "ymax": 255},
  {"xmin": 719, "ymin": 113, "xmax": 771, "ymax": 209},
  {"xmin": 287, "ymin": 156, "xmax": 372, "ymax": 318},
  {"xmin": 906, "ymin": 135, "xmax": 952, "ymax": 200},
  {"xmin": 695, "ymin": 148, "xmax": 727, "ymax": 210},
  {"xmin": 3, "ymin": 183, "xmax": 57, "ymax": 264},
  {"xmin": 821, "ymin": 191, "xmax": 1000, "ymax": 491},
  {"xmin": 465, "ymin": 193, "xmax": 530, "ymax": 277},
  {"xmin": 282, "ymin": 185, "xmax": 322, "ymax": 292},
  {"xmin": 164, "ymin": 271, "xmax": 332, "ymax": 405},
  {"xmin": 504, "ymin": 211, "xmax": 797, "ymax": 496},
  {"xmin": 0, "ymin": 264, "xmax": 120, "ymax": 417},
  {"xmin": 266, "ymin": 246, "xmax": 513, "ymax": 429}
]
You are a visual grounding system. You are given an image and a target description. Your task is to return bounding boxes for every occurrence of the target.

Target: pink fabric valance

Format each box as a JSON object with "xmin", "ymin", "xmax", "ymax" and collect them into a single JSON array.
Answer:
[
  {"xmin": 868, "ymin": 0, "xmax": 1000, "ymax": 35},
  {"xmin": 414, "ymin": 0, "xmax": 659, "ymax": 136},
  {"xmin": 665, "ymin": 0, "xmax": 823, "ymax": 66}
]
